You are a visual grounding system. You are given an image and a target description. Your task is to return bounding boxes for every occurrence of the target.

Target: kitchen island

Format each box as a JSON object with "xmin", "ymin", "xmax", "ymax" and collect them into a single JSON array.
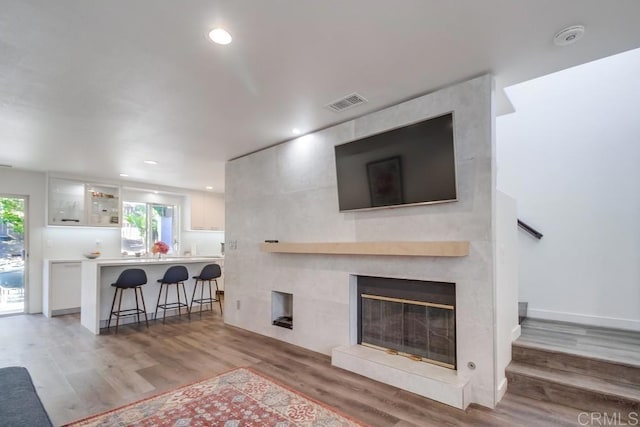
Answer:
[{"xmin": 80, "ymin": 257, "xmax": 223, "ymax": 334}]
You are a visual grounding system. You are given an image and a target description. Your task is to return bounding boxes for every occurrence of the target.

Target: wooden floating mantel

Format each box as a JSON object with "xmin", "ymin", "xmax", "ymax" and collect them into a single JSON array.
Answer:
[{"xmin": 259, "ymin": 241, "xmax": 469, "ymax": 257}]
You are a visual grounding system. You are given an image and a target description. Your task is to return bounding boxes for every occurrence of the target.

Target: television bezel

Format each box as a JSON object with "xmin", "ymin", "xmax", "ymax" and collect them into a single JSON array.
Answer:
[{"xmin": 334, "ymin": 111, "xmax": 459, "ymax": 213}]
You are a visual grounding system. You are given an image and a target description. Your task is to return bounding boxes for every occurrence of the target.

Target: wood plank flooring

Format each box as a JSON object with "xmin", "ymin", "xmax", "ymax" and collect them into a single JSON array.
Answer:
[
  {"xmin": 507, "ymin": 318, "xmax": 640, "ymax": 419},
  {"xmin": 518, "ymin": 318, "xmax": 640, "ymax": 366},
  {"xmin": 0, "ymin": 313, "xmax": 585, "ymax": 426}
]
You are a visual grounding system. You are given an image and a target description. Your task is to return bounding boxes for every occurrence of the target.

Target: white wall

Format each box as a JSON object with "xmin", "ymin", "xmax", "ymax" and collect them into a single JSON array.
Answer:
[
  {"xmin": 497, "ymin": 48, "xmax": 640, "ymax": 330},
  {"xmin": 0, "ymin": 168, "xmax": 46, "ymax": 313},
  {"xmin": 494, "ymin": 191, "xmax": 519, "ymax": 401},
  {"xmin": 43, "ymin": 227, "xmax": 121, "ymax": 259},
  {"xmin": 225, "ymin": 75, "xmax": 502, "ymax": 408},
  {"xmin": 181, "ymin": 231, "xmax": 224, "ymax": 257}
]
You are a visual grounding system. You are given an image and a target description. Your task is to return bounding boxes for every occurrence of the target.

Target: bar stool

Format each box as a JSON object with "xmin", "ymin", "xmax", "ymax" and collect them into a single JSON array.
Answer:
[
  {"xmin": 107, "ymin": 268, "xmax": 149, "ymax": 333},
  {"xmin": 190, "ymin": 263, "xmax": 223, "ymax": 317},
  {"xmin": 154, "ymin": 265, "xmax": 190, "ymax": 322}
]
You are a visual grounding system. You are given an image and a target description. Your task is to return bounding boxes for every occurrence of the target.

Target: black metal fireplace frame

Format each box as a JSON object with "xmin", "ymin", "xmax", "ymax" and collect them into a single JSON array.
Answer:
[{"xmin": 356, "ymin": 275, "xmax": 457, "ymax": 368}]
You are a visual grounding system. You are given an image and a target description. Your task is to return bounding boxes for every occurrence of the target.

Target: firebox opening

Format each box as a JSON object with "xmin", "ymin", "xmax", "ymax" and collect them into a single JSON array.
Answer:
[
  {"xmin": 357, "ymin": 276, "xmax": 456, "ymax": 369},
  {"xmin": 272, "ymin": 291, "xmax": 293, "ymax": 329}
]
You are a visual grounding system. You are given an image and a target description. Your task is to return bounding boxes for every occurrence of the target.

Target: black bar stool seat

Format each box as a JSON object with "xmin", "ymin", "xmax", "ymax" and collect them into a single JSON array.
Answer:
[
  {"xmin": 190, "ymin": 263, "xmax": 223, "ymax": 317},
  {"xmin": 107, "ymin": 268, "xmax": 149, "ymax": 333},
  {"xmin": 154, "ymin": 265, "xmax": 190, "ymax": 322}
]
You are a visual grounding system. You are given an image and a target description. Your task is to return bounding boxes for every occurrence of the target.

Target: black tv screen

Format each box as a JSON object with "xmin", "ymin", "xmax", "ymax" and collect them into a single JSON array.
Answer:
[{"xmin": 334, "ymin": 112, "xmax": 457, "ymax": 212}]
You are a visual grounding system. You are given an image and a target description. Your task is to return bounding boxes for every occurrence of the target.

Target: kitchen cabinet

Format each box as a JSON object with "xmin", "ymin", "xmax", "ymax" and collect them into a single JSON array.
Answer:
[
  {"xmin": 48, "ymin": 178, "xmax": 86, "ymax": 225},
  {"xmin": 45, "ymin": 261, "xmax": 82, "ymax": 316},
  {"xmin": 190, "ymin": 192, "xmax": 224, "ymax": 230},
  {"xmin": 48, "ymin": 177, "xmax": 120, "ymax": 226}
]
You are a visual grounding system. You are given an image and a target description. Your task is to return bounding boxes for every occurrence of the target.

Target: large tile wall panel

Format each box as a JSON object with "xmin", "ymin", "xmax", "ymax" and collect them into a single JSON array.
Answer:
[{"xmin": 225, "ymin": 75, "xmax": 497, "ymax": 408}]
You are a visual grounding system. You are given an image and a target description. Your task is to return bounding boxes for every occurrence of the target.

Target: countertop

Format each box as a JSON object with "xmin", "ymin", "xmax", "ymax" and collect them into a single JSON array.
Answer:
[
  {"xmin": 46, "ymin": 256, "xmax": 223, "ymax": 264},
  {"xmin": 87, "ymin": 256, "xmax": 222, "ymax": 266}
]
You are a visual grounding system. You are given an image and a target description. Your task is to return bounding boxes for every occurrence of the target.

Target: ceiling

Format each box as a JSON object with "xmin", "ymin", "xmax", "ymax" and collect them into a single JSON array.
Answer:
[{"xmin": 1, "ymin": 0, "xmax": 639, "ymax": 192}]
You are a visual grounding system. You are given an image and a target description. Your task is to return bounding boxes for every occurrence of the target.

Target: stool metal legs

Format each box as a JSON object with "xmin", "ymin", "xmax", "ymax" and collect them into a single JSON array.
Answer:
[
  {"xmin": 154, "ymin": 281, "xmax": 191, "ymax": 323},
  {"xmin": 136, "ymin": 287, "xmax": 150, "ymax": 328},
  {"xmin": 190, "ymin": 278, "xmax": 223, "ymax": 317},
  {"xmin": 107, "ymin": 286, "xmax": 149, "ymax": 333}
]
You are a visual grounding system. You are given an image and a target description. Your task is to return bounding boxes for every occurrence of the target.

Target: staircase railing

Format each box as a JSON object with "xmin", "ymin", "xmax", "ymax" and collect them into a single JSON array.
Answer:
[{"xmin": 517, "ymin": 219, "xmax": 543, "ymax": 239}]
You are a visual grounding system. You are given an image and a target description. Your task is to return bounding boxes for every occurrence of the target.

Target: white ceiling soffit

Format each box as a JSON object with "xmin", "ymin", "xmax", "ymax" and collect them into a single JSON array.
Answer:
[{"xmin": 0, "ymin": 0, "xmax": 639, "ymax": 191}]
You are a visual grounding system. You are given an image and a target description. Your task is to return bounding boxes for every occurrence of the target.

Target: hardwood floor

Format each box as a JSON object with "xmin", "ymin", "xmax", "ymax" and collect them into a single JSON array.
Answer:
[
  {"xmin": 507, "ymin": 318, "xmax": 640, "ymax": 419},
  {"xmin": 0, "ymin": 313, "xmax": 585, "ymax": 426},
  {"xmin": 518, "ymin": 318, "xmax": 640, "ymax": 366}
]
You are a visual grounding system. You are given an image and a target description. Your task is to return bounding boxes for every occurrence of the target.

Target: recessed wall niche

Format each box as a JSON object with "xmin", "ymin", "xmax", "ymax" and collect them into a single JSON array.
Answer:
[{"xmin": 271, "ymin": 291, "xmax": 293, "ymax": 329}]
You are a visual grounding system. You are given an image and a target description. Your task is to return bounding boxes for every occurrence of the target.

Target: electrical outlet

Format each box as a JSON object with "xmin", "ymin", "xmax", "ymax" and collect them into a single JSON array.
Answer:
[{"xmin": 236, "ymin": 300, "xmax": 240, "ymax": 310}]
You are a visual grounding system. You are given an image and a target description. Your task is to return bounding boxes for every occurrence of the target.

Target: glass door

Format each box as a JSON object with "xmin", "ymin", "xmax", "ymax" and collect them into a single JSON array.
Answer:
[{"xmin": 0, "ymin": 195, "xmax": 27, "ymax": 315}]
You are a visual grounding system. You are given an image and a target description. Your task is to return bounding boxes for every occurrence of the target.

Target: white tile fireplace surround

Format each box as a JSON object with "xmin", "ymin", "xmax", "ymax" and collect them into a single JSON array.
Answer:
[
  {"xmin": 333, "ymin": 274, "xmax": 469, "ymax": 409},
  {"xmin": 225, "ymin": 75, "xmax": 518, "ymax": 410}
]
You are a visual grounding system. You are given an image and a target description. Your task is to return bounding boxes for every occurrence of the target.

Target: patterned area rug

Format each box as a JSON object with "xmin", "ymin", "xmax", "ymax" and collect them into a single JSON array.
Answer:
[{"xmin": 64, "ymin": 367, "xmax": 365, "ymax": 426}]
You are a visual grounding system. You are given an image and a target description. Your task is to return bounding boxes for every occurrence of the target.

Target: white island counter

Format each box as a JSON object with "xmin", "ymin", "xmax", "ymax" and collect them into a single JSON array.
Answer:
[{"xmin": 80, "ymin": 257, "xmax": 223, "ymax": 334}]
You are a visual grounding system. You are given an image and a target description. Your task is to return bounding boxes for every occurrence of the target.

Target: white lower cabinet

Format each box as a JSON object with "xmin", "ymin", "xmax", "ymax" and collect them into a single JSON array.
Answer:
[{"xmin": 47, "ymin": 262, "xmax": 82, "ymax": 316}]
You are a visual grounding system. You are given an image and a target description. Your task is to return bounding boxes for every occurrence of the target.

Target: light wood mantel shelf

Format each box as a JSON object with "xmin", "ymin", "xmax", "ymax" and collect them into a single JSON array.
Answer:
[{"xmin": 259, "ymin": 241, "xmax": 469, "ymax": 257}]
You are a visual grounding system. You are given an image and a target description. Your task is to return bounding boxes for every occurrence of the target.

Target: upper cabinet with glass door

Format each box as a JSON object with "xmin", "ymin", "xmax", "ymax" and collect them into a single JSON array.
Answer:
[
  {"xmin": 48, "ymin": 178, "xmax": 86, "ymax": 225},
  {"xmin": 87, "ymin": 184, "xmax": 120, "ymax": 226},
  {"xmin": 48, "ymin": 178, "xmax": 120, "ymax": 227}
]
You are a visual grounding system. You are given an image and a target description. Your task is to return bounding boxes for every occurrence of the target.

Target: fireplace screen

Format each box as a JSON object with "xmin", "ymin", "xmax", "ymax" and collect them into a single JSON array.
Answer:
[{"xmin": 360, "ymin": 294, "xmax": 456, "ymax": 369}]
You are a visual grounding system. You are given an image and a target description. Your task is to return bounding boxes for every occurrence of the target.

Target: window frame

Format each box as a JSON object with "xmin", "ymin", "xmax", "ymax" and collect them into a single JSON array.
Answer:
[{"xmin": 121, "ymin": 201, "xmax": 179, "ymax": 256}]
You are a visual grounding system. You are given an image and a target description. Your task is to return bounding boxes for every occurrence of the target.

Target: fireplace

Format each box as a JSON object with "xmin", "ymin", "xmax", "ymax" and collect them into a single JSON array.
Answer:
[{"xmin": 357, "ymin": 276, "xmax": 456, "ymax": 369}]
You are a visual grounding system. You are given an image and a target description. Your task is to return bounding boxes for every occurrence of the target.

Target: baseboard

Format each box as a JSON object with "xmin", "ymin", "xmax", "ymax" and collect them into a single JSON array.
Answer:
[
  {"xmin": 496, "ymin": 377, "xmax": 508, "ymax": 402},
  {"xmin": 511, "ymin": 324, "xmax": 521, "ymax": 341},
  {"xmin": 51, "ymin": 307, "xmax": 81, "ymax": 316},
  {"xmin": 528, "ymin": 308, "xmax": 640, "ymax": 331}
]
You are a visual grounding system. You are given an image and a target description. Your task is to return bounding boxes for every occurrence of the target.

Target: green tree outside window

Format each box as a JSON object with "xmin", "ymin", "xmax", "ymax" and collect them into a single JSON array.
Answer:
[{"xmin": 0, "ymin": 198, "xmax": 24, "ymax": 235}]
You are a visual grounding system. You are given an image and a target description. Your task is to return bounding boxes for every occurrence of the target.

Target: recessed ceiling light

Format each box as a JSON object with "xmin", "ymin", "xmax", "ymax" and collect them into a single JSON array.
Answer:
[
  {"xmin": 292, "ymin": 128, "xmax": 301, "ymax": 135},
  {"xmin": 143, "ymin": 160, "xmax": 158, "ymax": 165},
  {"xmin": 553, "ymin": 25, "xmax": 585, "ymax": 46},
  {"xmin": 205, "ymin": 186, "xmax": 213, "ymax": 190},
  {"xmin": 119, "ymin": 173, "xmax": 129, "ymax": 177},
  {"xmin": 209, "ymin": 28, "xmax": 232, "ymax": 45}
]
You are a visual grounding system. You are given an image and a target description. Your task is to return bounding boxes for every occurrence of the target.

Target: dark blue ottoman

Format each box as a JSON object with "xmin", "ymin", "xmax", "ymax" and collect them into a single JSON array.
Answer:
[{"xmin": 0, "ymin": 366, "xmax": 53, "ymax": 426}]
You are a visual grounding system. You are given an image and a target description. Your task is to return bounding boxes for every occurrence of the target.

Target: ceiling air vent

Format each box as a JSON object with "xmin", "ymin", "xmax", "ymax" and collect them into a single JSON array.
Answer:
[{"xmin": 325, "ymin": 93, "xmax": 368, "ymax": 112}]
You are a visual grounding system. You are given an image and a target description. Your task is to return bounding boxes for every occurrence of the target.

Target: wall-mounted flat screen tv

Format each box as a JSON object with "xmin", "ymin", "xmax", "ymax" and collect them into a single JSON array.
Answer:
[{"xmin": 334, "ymin": 112, "xmax": 457, "ymax": 212}]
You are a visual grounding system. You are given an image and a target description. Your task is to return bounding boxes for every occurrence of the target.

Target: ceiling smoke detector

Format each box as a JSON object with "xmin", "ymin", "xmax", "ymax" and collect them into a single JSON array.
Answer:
[{"xmin": 554, "ymin": 25, "xmax": 585, "ymax": 46}]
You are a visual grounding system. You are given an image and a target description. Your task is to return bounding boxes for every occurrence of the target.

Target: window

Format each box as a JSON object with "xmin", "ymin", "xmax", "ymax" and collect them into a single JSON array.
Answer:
[{"xmin": 121, "ymin": 202, "xmax": 178, "ymax": 255}]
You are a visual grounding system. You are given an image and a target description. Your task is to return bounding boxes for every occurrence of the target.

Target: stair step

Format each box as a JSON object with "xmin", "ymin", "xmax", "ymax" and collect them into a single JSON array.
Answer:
[
  {"xmin": 513, "ymin": 341, "xmax": 640, "ymax": 386},
  {"xmin": 506, "ymin": 361, "xmax": 640, "ymax": 417}
]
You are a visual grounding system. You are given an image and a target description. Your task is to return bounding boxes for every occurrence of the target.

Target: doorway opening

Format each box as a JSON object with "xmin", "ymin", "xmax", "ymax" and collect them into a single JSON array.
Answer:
[{"xmin": 0, "ymin": 195, "xmax": 27, "ymax": 315}]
